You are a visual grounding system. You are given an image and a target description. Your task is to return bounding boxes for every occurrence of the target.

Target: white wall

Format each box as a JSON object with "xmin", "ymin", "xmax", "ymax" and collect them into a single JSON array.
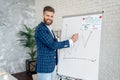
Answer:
[
  {"xmin": 0, "ymin": 0, "xmax": 36, "ymax": 73},
  {"xmin": 35, "ymin": 0, "xmax": 120, "ymax": 80}
]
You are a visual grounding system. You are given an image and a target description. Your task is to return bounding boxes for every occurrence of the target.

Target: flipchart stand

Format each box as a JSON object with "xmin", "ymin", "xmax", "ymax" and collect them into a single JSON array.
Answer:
[{"xmin": 57, "ymin": 74, "xmax": 83, "ymax": 80}]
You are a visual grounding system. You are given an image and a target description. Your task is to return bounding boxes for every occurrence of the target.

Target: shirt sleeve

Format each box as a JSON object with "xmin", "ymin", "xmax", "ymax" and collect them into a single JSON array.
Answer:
[
  {"xmin": 36, "ymin": 29, "xmax": 70, "ymax": 50},
  {"xmin": 69, "ymin": 39, "xmax": 73, "ymax": 47}
]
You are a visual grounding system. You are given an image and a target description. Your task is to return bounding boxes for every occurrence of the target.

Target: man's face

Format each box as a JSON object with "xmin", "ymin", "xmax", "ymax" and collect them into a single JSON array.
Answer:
[{"xmin": 43, "ymin": 11, "xmax": 54, "ymax": 25}]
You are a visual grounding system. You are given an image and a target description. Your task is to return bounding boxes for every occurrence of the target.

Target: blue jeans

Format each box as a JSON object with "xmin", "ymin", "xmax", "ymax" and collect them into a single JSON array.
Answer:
[{"xmin": 37, "ymin": 67, "xmax": 56, "ymax": 80}]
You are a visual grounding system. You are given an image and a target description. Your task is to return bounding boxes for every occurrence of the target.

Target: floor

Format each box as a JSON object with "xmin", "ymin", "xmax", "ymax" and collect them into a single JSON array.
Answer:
[{"xmin": 12, "ymin": 71, "xmax": 33, "ymax": 80}]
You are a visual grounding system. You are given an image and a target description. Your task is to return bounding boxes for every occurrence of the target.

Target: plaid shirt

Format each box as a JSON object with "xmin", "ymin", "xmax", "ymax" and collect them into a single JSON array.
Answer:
[{"xmin": 34, "ymin": 22, "xmax": 70, "ymax": 73}]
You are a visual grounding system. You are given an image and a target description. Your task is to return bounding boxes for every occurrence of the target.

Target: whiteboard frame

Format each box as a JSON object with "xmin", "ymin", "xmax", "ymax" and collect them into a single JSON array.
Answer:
[
  {"xmin": 63, "ymin": 11, "xmax": 104, "ymax": 18},
  {"xmin": 58, "ymin": 11, "xmax": 104, "ymax": 80}
]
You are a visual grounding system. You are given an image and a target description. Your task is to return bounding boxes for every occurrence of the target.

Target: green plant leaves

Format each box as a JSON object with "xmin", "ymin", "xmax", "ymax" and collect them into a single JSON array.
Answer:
[{"xmin": 18, "ymin": 24, "xmax": 36, "ymax": 60}]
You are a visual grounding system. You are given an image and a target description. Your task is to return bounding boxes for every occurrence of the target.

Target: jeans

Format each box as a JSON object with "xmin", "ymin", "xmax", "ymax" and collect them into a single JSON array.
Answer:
[{"xmin": 37, "ymin": 67, "xmax": 56, "ymax": 80}]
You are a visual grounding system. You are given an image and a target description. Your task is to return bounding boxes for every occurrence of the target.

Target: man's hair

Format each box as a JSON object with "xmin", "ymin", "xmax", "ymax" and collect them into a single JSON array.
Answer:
[{"xmin": 43, "ymin": 6, "xmax": 55, "ymax": 13}]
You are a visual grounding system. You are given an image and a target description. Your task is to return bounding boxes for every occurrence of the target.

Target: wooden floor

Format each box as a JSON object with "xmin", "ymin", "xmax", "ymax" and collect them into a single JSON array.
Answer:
[{"xmin": 12, "ymin": 71, "xmax": 33, "ymax": 80}]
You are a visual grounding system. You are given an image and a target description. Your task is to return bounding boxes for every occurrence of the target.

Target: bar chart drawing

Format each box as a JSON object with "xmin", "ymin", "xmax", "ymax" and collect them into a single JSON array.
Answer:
[{"xmin": 81, "ymin": 30, "xmax": 92, "ymax": 48}]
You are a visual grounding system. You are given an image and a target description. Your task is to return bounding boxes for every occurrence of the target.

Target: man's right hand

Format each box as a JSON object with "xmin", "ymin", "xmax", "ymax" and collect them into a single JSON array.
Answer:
[{"xmin": 71, "ymin": 33, "xmax": 79, "ymax": 43}]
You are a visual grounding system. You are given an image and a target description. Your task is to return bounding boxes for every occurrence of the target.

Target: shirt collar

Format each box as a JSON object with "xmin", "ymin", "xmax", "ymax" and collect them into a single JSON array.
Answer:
[{"xmin": 46, "ymin": 25, "xmax": 52, "ymax": 31}]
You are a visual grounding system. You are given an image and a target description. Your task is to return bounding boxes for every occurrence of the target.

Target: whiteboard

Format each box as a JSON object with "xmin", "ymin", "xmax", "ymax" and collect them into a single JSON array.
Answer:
[{"xmin": 58, "ymin": 13, "xmax": 102, "ymax": 80}]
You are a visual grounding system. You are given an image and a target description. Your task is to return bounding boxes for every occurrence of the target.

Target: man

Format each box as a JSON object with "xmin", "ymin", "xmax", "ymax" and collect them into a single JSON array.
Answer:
[{"xmin": 34, "ymin": 6, "xmax": 78, "ymax": 80}]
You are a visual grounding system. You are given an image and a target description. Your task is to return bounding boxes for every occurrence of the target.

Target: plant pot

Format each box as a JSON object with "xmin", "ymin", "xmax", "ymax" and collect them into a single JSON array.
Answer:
[{"xmin": 26, "ymin": 59, "xmax": 36, "ymax": 74}]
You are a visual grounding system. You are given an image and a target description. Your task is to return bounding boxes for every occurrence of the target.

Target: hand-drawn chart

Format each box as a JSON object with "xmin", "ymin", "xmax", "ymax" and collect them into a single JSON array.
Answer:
[{"xmin": 58, "ymin": 13, "xmax": 102, "ymax": 80}]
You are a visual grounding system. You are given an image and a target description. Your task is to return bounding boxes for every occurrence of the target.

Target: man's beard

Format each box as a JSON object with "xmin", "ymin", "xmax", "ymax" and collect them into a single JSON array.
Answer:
[{"xmin": 43, "ymin": 18, "xmax": 53, "ymax": 25}]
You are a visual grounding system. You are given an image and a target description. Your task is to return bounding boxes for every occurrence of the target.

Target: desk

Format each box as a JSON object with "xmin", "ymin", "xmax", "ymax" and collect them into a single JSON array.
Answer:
[{"xmin": 0, "ymin": 68, "xmax": 17, "ymax": 80}]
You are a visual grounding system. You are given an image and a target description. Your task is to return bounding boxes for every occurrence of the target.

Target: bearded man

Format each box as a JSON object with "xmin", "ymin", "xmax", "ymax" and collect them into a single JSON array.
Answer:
[{"xmin": 34, "ymin": 6, "xmax": 78, "ymax": 80}]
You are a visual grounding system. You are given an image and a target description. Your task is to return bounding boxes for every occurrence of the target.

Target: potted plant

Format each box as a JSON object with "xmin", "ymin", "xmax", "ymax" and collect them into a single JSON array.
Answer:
[{"xmin": 18, "ymin": 24, "xmax": 36, "ymax": 74}]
